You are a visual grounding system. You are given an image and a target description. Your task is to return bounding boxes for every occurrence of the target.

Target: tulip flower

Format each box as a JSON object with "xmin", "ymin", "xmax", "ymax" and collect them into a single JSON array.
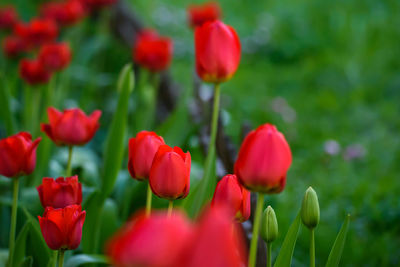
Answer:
[
  {"xmin": 133, "ymin": 29, "xmax": 173, "ymax": 72},
  {"xmin": 3, "ymin": 35, "xmax": 30, "ymax": 58},
  {"xmin": 234, "ymin": 123, "xmax": 292, "ymax": 194},
  {"xmin": 195, "ymin": 20, "xmax": 241, "ymax": 84},
  {"xmin": 14, "ymin": 18, "xmax": 58, "ymax": 47},
  {"xmin": 38, "ymin": 204, "xmax": 86, "ymax": 250},
  {"xmin": 128, "ymin": 131, "xmax": 165, "ymax": 181},
  {"xmin": 211, "ymin": 174, "xmax": 250, "ymax": 222},
  {"xmin": 19, "ymin": 58, "xmax": 52, "ymax": 85},
  {"xmin": 41, "ymin": 107, "xmax": 101, "ymax": 147},
  {"xmin": 40, "ymin": 0, "xmax": 86, "ymax": 26},
  {"xmin": 38, "ymin": 42, "xmax": 72, "ymax": 71},
  {"xmin": 106, "ymin": 211, "xmax": 192, "ymax": 267},
  {"xmin": 149, "ymin": 145, "xmax": 191, "ymax": 200},
  {"xmin": 0, "ymin": 6, "xmax": 18, "ymax": 30},
  {"xmin": 187, "ymin": 2, "xmax": 221, "ymax": 28},
  {"xmin": 37, "ymin": 176, "xmax": 82, "ymax": 209}
]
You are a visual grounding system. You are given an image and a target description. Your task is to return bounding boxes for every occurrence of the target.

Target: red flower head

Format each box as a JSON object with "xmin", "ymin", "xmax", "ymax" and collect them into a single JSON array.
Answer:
[
  {"xmin": 0, "ymin": 132, "xmax": 41, "ymax": 178},
  {"xmin": 40, "ymin": 0, "xmax": 86, "ymax": 26},
  {"xmin": 133, "ymin": 29, "xmax": 173, "ymax": 72},
  {"xmin": 180, "ymin": 205, "xmax": 247, "ymax": 267},
  {"xmin": 234, "ymin": 123, "xmax": 292, "ymax": 194},
  {"xmin": 187, "ymin": 2, "xmax": 221, "ymax": 28},
  {"xmin": 37, "ymin": 176, "xmax": 82, "ymax": 209},
  {"xmin": 2, "ymin": 35, "xmax": 30, "ymax": 58},
  {"xmin": 38, "ymin": 204, "xmax": 86, "ymax": 250},
  {"xmin": 0, "ymin": 6, "xmax": 18, "ymax": 30},
  {"xmin": 83, "ymin": 0, "xmax": 118, "ymax": 10},
  {"xmin": 14, "ymin": 18, "xmax": 58, "ymax": 47},
  {"xmin": 128, "ymin": 131, "xmax": 165, "ymax": 181},
  {"xmin": 19, "ymin": 58, "xmax": 52, "ymax": 85},
  {"xmin": 195, "ymin": 20, "xmax": 241, "ymax": 83},
  {"xmin": 41, "ymin": 107, "xmax": 101, "ymax": 146},
  {"xmin": 211, "ymin": 174, "xmax": 251, "ymax": 222},
  {"xmin": 149, "ymin": 145, "xmax": 191, "ymax": 200},
  {"xmin": 38, "ymin": 42, "xmax": 72, "ymax": 71},
  {"xmin": 106, "ymin": 210, "xmax": 192, "ymax": 267}
]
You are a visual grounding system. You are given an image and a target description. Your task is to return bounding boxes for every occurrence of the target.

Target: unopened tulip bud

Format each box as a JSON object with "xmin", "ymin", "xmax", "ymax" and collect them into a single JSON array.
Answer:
[
  {"xmin": 261, "ymin": 206, "xmax": 278, "ymax": 243},
  {"xmin": 301, "ymin": 187, "xmax": 320, "ymax": 229}
]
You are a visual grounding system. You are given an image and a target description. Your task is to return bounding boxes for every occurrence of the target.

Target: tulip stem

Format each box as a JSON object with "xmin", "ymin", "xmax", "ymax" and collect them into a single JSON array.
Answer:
[
  {"xmin": 8, "ymin": 178, "xmax": 19, "ymax": 267},
  {"xmin": 58, "ymin": 249, "xmax": 65, "ymax": 267},
  {"xmin": 267, "ymin": 242, "xmax": 272, "ymax": 267},
  {"xmin": 167, "ymin": 200, "xmax": 173, "ymax": 217},
  {"xmin": 249, "ymin": 192, "xmax": 264, "ymax": 267},
  {"xmin": 146, "ymin": 183, "xmax": 152, "ymax": 217},
  {"xmin": 310, "ymin": 229, "xmax": 315, "ymax": 267},
  {"xmin": 66, "ymin": 146, "xmax": 73, "ymax": 176}
]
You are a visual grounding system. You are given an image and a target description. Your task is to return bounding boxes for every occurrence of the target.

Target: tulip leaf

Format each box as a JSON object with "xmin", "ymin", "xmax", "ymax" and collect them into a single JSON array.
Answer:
[
  {"xmin": 274, "ymin": 213, "xmax": 302, "ymax": 267},
  {"xmin": 64, "ymin": 254, "xmax": 109, "ymax": 267},
  {"xmin": 0, "ymin": 73, "xmax": 16, "ymax": 135},
  {"xmin": 19, "ymin": 256, "xmax": 33, "ymax": 267},
  {"xmin": 99, "ymin": 198, "xmax": 120, "ymax": 250},
  {"xmin": 12, "ymin": 221, "xmax": 31, "ymax": 266},
  {"xmin": 325, "ymin": 214, "xmax": 351, "ymax": 267},
  {"xmin": 82, "ymin": 190, "xmax": 104, "ymax": 254},
  {"xmin": 100, "ymin": 63, "xmax": 135, "ymax": 198}
]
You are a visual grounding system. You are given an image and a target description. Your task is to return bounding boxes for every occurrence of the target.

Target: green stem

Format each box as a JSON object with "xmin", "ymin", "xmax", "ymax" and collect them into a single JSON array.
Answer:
[
  {"xmin": 248, "ymin": 192, "xmax": 264, "ymax": 267},
  {"xmin": 8, "ymin": 178, "xmax": 19, "ymax": 267},
  {"xmin": 32, "ymin": 87, "xmax": 42, "ymax": 136},
  {"xmin": 66, "ymin": 146, "xmax": 73, "ymax": 176},
  {"xmin": 58, "ymin": 249, "xmax": 65, "ymax": 267},
  {"xmin": 53, "ymin": 250, "xmax": 58, "ymax": 267},
  {"xmin": 310, "ymin": 229, "xmax": 315, "ymax": 267},
  {"xmin": 167, "ymin": 200, "xmax": 173, "ymax": 217},
  {"xmin": 146, "ymin": 183, "xmax": 152, "ymax": 217},
  {"xmin": 267, "ymin": 242, "xmax": 272, "ymax": 267}
]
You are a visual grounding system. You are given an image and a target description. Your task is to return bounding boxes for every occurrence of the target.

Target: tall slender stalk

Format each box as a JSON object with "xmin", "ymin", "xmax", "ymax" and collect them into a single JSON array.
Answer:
[
  {"xmin": 8, "ymin": 178, "xmax": 19, "ymax": 267},
  {"xmin": 267, "ymin": 242, "xmax": 272, "ymax": 267},
  {"xmin": 310, "ymin": 229, "xmax": 315, "ymax": 267},
  {"xmin": 58, "ymin": 249, "xmax": 65, "ymax": 267},
  {"xmin": 249, "ymin": 193, "xmax": 264, "ymax": 267},
  {"xmin": 167, "ymin": 200, "xmax": 173, "ymax": 217},
  {"xmin": 66, "ymin": 146, "xmax": 73, "ymax": 176},
  {"xmin": 146, "ymin": 183, "xmax": 152, "ymax": 217}
]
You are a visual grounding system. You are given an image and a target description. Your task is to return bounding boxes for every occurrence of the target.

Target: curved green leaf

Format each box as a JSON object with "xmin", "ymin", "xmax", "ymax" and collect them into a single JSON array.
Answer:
[
  {"xmin": 64, "ymin": 254, "xmax": 109, "ymax": 267},
  {"xmin": 326, "ymin": 214, "xmax": 351, "ymax": 267},
  {"xmin": 274, "ymin": 213, "xmax": 302, "ymax": 267},
  {"xmin": 82, "ymin": 191, "xmax": 104, "ymax": 254}
]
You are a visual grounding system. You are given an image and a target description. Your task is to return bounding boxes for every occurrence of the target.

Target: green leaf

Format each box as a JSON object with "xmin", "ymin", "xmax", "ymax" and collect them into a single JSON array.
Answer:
[
  {"xmin": 19, "ymin": 256, "xmax": 33, "ymax": 267},
  {"xmin": 99, "ymin": 199, "xmax": 119, "ymax": 250},
  {"xmin": 274, "ymin": 213, "xmax": 302, "ymax": 267},
  {"xmin": 12, "ymin": 221, "xmax": 31, "ymax": 266},
  {"xmin": 100, "ymin": 63, "xmax": 135, "ymax": 198},
  {"xmin": 64, "ymin": 254, "xmax": 109, "ymax": 267},
  {"xmin": 82, "ymin": 191, "xmax": 105, "ymax": 254},
  {"xmin": 0, "ymin": 73, "xmax": 16, "ymax": 135},
  {"xmin": 326, "ymin": 214, "xmax": 351, "ymax": 267}
]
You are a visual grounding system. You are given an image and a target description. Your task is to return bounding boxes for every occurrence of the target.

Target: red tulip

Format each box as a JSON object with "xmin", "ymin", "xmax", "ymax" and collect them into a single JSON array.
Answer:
[
  {"xmin": 41, "ymin": 107, "xmax": 101, "ymax": 146},
  {"xmin": 133, "ymin": 29, "xmax": 173, "ymax": 72},
  {"xmin": 14, "ymin": 18, "xmax": 58, "ymax": 46},
  {"xmin": 19, "ymin": 58, "xmax": 52, "ymax": 85},
  {"xmin": 106, "ymin": 210, "xmax": 192, "ymax": 267},
  {"xmin": 195, "ymin": 20, "xmax": 241, "ymax": 83},
  {"xmin": 234, "ymin": 123, "xmax": 292, "ymax": 194},
  {"xmin": 211, "ymin": 174, "xmax": 251, "ymax": 222},
  {"xmin": 0, "ymin": 132, "xmax": 41, "ymax": 178},
  {"xmin": 149, "ymin": 145, "xmax": 191, "ymax": 200},
  {"xmin": 40, "ymin": 0, "xmax": 86, "ymax": 26},
  {"xmin": 38, "ymin": 204, "xmax": 86, "ymax": 250},
  {"xmin": 37, "ymin": 176, "xmax": 82, "ymax": 209},
  {"xmin": 187, "ymin": 2, "xmax": 221, "ymax": 28},
  {"xmin": 2, "ymin": 35, "xmax": 30, "ymax": 58},
  {"xmin": 128, "ymin": 131, "xmax": 165, "ymax": 181},
  {"xmin": 0, "ymin": 6, "xmax": 18, "ymax": 30},
  {"xmin": 38, "ymin": 42, "xmax": 72, "ymax": 71},
  {"xmin": 180, "ymin": 205, "xmax": 247, "ymax": 267}
]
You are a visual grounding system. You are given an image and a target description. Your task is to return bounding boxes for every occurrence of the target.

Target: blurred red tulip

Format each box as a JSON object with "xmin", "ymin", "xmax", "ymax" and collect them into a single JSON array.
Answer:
[
  {"xmin": 19, "ymin": 58, "xmax": 52, "ymax": 85},
  {"xmin": 133, "ymin": 29, "xmax": 173, "ymax": 72},
  {"xmin": 0, "ymin": 132, "xmax": 41, "ymax": 178},
  {"xmin": 149, "ymin": 145, "xmax": 191, "ymax": 200},
  {"xmin": 180, "ymin": 205, "xmax": 247, "ymax": 267},
  {"xmin": 40, "ymin": 0, "xmax": 86, "ymax": 26},
  {"xmin": 38, "ymin": 42, "xmax": 72, "ymax": 71},
  {"xmin": 195, "ymin": 20, "xmax": 241, "ymax": 83},
  {"xmin": 41, "ymin": 107, "xmax": 101, "ymax": 146},
  {"xmin": 106, "ymin": 210, "xmax": 192, "ymax": 267},
  {"xmin": 234, "ymin": 123, "xmax": 292, "ymax": 194},
  {"xmin": 128, "ymin": 131, "xmax": 165, "ymax": 181},
  {"xmin": 83, "ymin": 0, "xmax": 118, "ymax": 10},
  {"xmin": 0, "ymin": 6, "xmax": 18, "ymax": 30},
  {"xmin": 211, "ymin": 174, "xmax": 251, "ymax": 222},
  {"xmin": 37, "ymin": 176, "xmax": 82, "ymax": 209},
  {"xmin": 14, "ymin": 18, "xmax": 58, "ymax": 46},
  {"xmin": 2, "ymin": 35, "xmax": 30, "ymax": 58},
  {"xmin": 38, "ymin": 204, "xmax": 86, "ymax": 250},
  {"xmin": 187, "ymin": 2, "xmax": 221, "ymax": 28}
]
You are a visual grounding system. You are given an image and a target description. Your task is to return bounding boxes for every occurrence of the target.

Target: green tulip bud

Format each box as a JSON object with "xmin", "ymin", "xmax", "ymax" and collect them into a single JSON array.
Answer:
[
  {"xmin": 261, "ymin": 205, "xmax": 278, "ymax": 243},
  {"xmin": 301, "ymin": 186, "xmax": 320, "ymax": 229}
]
